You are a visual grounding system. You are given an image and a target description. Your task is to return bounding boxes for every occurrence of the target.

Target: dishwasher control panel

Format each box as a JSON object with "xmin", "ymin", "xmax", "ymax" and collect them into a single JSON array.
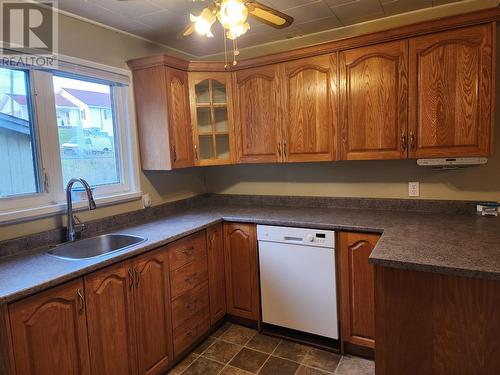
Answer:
[{"xmin": 257, "ymin": 225, "xmax": 335, "ymax": 248}]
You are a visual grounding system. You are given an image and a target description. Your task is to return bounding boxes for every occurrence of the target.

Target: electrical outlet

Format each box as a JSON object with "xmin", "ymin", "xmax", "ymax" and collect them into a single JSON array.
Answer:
[
  {"xmin": 142, "ymin": 194, "xmax": 151, "ymax": 208},
  {"xmin": 408, "ymin": 182, "xmax": 420, "ymax": 197}
]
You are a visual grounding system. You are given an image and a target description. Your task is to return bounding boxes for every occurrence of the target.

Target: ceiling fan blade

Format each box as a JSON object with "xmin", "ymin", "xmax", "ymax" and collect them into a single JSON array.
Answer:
[
  {"xmin": 246, "ymin": 1, "xmax": 294, "ymax": 29},
  {"xmin": 178, "ymin": 23, "xmax": 196, "ymax": 39}
]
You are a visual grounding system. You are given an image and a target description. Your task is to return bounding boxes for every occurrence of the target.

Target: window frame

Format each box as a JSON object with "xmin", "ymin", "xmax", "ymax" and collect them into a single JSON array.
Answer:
[{"xmin": 0, "ymin": 54, "xmax": 141, "ymax": 224}]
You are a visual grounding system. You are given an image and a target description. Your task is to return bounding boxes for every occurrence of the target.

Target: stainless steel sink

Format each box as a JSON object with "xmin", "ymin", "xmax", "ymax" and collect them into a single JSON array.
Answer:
[{"xmin": 48, "ymin": 234, "xmax": 147, "ymax": 260}]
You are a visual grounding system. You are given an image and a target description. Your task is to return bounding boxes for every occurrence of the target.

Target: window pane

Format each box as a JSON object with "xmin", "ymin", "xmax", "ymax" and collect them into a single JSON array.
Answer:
[
  {"xmin": 0, "ymin": 68, "xmax": 38, "ymax": 198},
  {"xmin": 53, "ymin": 75, "xmax": 120, "ymax": 187}
]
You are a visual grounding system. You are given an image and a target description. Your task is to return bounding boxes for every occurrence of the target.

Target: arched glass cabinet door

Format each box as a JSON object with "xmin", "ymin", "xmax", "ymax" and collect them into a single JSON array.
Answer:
[{"xmin": 189, "ymin": 72, "xmax": 234, "ymax": 165}]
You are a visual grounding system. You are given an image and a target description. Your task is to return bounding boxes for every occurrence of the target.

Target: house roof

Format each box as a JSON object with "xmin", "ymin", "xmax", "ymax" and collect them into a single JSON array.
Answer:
[
  {"xmin": 62, "ymin": 88, "xmax": 111, "ymax": 108},
  {"xmin": 7, "ymin": 93, "xmax": 78, "ymax": 108}
]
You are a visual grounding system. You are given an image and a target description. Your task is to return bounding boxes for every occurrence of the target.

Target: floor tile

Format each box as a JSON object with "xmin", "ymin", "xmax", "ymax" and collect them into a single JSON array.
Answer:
[
  {"xmin": 295, "ymin": 365, "xmax": 331, "ymax": 375},
  {"xmin": 259, "ymin": 356, "xmax": 299, "ymax": 375},
  {"xmin": 246, "ymin": 334, "xmax": 281, "ymax": 353},
  {"xmin": 302, "ymin": 348, "xmax": 341, "ymax": 373},
  {"xmin": 212, "ymin": 322, "xmax": 233, "ymax": 338},
  {"xmin": 203, "ymin": 339, "xmax": 242, "ymax": 364},
  {"xmin": 273, "ymin": 340, "xmax": 311, "ymax": 363},
  {"xmin": 229, "ymin": 347, "xmax": 269, "ymax": 373},
  {"xmin": 182, "ymin": 357, "xmax": 224, "ymax": 375},
  {"xmin": 193, "ymin": 336, "xmax": 216, "ymax": 355},
  {"xmin": 334, "ymin": 355, "xmax": 375, "ymax": 375},
  {"xmin": 220, "ymin": 325, "xmax": 257, "ymax": 345},
  {"xmin": 168, "ymin": 353, "xmax": 198, "ymax": 374},
  {"xmin": 220, "ymin": 366, "xmax": 254, "ymax": 374}
]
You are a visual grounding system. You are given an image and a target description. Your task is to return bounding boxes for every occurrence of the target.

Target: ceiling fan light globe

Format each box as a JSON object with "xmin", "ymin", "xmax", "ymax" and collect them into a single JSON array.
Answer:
[
  {"xmin": 218, "ymin": 0, "xmax": 248, "ymax": 30},
  {"xmin": 191, "ymin": 8, "xmax": 216, "ymax": 37}
]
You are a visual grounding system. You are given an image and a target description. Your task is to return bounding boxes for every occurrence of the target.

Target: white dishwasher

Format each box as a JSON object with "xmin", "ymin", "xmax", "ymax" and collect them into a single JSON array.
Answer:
[{"xmin": 257, "ymin": 225, "xmax": 338, "ymax": 339}]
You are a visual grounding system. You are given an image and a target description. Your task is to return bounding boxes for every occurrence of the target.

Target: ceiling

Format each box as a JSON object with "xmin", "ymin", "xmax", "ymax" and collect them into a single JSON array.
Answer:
[{"xmin": 58, "ymin": 0, "xmax": 467, "ymax": 57}]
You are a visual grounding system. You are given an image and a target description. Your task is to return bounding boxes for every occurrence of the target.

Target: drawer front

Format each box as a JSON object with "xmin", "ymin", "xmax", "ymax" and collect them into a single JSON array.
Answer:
[
  {"xmin": 169, "ymin": 232, "xmax": 207, "ymax": 271},
  {"xmin": 170, "ymin": 257, "xmax": 208, "ymax": 300},
  {"xmin": 173, "ymin": 307, "xmax": 210, "ymax": 357},
  {"xmin": 171, "ymin": 282, "xmax": 210, "ymax": 329}
]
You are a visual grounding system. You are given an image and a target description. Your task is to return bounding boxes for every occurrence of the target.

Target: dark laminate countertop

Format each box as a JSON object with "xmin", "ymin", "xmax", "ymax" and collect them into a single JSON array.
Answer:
[{"xmin": 1, "ymin": 202, "xmax": 500, "ymax": 303}]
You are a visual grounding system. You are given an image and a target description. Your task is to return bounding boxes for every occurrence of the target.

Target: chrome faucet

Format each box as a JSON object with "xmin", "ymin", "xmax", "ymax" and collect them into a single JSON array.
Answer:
[{"xmin": 66, "ymin": 178, "xmax": 97, "ymax": 242}]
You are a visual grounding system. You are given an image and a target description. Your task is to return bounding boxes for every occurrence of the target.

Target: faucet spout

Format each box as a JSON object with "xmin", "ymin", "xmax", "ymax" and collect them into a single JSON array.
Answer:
[{"xmin": 66, "ymin": 178, "xmax": 96, "ymax": 242}]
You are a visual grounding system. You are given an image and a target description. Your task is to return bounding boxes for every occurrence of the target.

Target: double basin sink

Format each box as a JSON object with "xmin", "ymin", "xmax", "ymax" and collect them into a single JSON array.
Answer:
[{"xmin": 48, "ymin": 234, "xmax": 147, "ymax": 260}]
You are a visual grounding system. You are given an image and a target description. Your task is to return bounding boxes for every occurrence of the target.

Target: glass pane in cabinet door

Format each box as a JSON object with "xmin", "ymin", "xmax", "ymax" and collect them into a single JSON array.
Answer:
[
  {"xmin": 216, "ymin": 134, "xmax": 230, "ymax": 159},
  {"xmin": 197, "ymin": 107, "xmax": 212, "ymax": 134},
  {"xmin": 195, "ymin": 80, "xmax": 210, "ymax": 104},
  {"xmin": 212, "ymin": 80, "xmax": 227, "ymax": 103},
  {"xmin": 214, "ymin": 107, "xmax": 228, "ymax": 132},
  {"xmin": 199, "ymin": 135, "xmax": 213, "ymax": 160}
]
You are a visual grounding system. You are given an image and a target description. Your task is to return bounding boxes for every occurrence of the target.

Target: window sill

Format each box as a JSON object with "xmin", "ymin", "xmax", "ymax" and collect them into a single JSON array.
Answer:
[{"xmin": 0, "ymin": 191, "xmax": 142, "ymax": 226}]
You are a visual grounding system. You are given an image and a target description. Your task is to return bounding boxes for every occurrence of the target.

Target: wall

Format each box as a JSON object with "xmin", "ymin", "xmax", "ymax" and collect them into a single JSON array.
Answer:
[
  {"xmin": 202, "ymin": 27, "xmax": 500, "ymax": 203},
  {"xmin": 0, "ymin": 13, "xmax": 206, "ymax": 241}
]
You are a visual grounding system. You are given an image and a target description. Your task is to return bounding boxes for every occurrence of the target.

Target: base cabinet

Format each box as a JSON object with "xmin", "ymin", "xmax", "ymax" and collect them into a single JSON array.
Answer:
[
  {"xmin": 9, "ymin": 279, "xmax": 91, "ymax": 375},
  {"xmin": 223, "ymin": 223, "xmax": 260, "ymax": 321},
  {"xmin": 207, "ymin": 224, "xmax": 227, "ymax": 325},
  {"xmin": 338, "ymin": 232, "xmax": 380, "ymax": 351}
]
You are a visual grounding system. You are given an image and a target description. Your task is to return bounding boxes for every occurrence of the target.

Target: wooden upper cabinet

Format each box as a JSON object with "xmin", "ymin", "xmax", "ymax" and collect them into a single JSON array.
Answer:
[
  {"xmin": 223, "ymin": 223, "xmax": 260, "ymax": 321},
  {"xmin": 340, "ymin": 41, "xmax": 409, "ymax": 160},
  {"xmin": 409, "ymin": 23, "xmax": 494, "ymax": 158},
  {"xmin": 189, "ymin": 72, "xmax": 235, "ymax": 165},
  {"xmin": 233, "ymin": 65, "xmax": 281, "ymax": 163},
  {"xmin": 9, "ymin": 279, "xmax": 91, "ymax": 375},
  {"xmin": 84, "ymin": 261, "xmax": 138, "ymax": 375},
  {"xmin": 133, "ymin": 247, "xmax": 172, "ymax": 375},
  {"xmin": 281, "ymin": 54, "xmax": 338, "ymax": 162},
  {"xmin": 338, "ymin": 232, "xmax": 380, "ymax": 351},
  {"xmin": 131, "ymin": 65, "xmax": 193, "ymax": 170},
  {"xmin": 207, "ymin": 224, "xmax": 226, "ymax": 325}
]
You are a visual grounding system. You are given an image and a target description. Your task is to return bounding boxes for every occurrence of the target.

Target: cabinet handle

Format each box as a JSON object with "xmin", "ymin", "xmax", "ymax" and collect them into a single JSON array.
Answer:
[
  {"xmin": 194, "ymin": 145, "xmax": 198, "ymax": 160},
  {"xmin": 172, "ymin": 145, "xmax": 177, "ymax": 162},
  {"xmin": 77, "ymin": 289, "xmax": 85, "ymax": 313},
  {"xmin": 277, "ymin": 141, "xmax": 281, "ymax": 160},
  {"xmin": 134, "ymin": 268, "xmax": 140, "ymax": 288},
  {"xmin": 410, "ymin": 132, "xmax": 416, "ymax": 151},
  {"xmin": 283, "ymin": 140, "xmax": 287, "ymax": 159},
  {"xmin": 128, "ymin": 268, "xmax": 134, "ymax": 289},
  {"xmin": 401, "ymin": 133, "xmax": 407, "ymax": 151}
]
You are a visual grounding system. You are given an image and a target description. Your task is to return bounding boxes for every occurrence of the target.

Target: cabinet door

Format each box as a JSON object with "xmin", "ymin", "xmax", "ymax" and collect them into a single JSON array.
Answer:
[
  {"xmin": 189, "ymin": 72, "xmax": 235, "ymax": 166},
  {"xmin": 166, "ymin": 67, "xmax": 194, "ymax": 168},
  {"xmin": 223, "ymin": 223, "xmax": 259, "ymax": 320},
  {"xmin": 233, "ymin": 65, "xmax": 282, "ymax": 163},
  {"xmin": 133, "ymin": 247, "xmax": 172, "ymax": 375},
  {"xmin": 409, "ymin": 23, "xmax": 494, "ymax": 158},
  {"xmin": 85, "ymin": 261, "xmax": 138, "ymax": 375},
  {"xmin": 338, "ymin": 232, "xmax": 380, "ymax": 350},
  {"xmin": 340, "ymin": 41, "xmax": 408, "ymax": 160},
  {"xmin": 281, "ymin": 54, "xmax": 337, "ymax": 162},
  {"xmin": 9, "ymin": 279, "xmax": 91, "ymax": 375},
  {"xmin": 207, "ymin": 224, "xmax": 226, "ymax": 325}
]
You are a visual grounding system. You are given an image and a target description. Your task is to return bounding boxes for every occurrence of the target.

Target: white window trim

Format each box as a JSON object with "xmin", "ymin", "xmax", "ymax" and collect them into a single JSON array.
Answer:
[{"xmin": 0, "ymin": 53, "xmax": 142, "ymax": 225}]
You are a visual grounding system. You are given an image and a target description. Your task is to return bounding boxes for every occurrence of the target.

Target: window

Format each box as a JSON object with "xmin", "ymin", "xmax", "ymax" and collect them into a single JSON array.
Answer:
[
  {"xmin": 0, "ymin": 67, "xmax": 39, "ymax": 198},
  {"xmin": 0, "ymin": 56, "xmax": 140, "ymax": 223},
  {"xmin": 53, "ymin": 75, "xmax": 119, "ymax": 187}
]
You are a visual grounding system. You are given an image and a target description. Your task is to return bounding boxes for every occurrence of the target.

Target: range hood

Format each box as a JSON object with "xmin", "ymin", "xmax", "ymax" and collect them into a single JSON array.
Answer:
[{"xmin": 417, "ymin": 157, "xmax": 488, "ymax": 169}]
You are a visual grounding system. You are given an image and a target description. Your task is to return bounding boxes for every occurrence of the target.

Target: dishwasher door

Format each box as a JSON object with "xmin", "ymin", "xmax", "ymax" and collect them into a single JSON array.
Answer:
[{"xmin": 258, "ymin": 238, "xmax": 338, "ymax": 339}]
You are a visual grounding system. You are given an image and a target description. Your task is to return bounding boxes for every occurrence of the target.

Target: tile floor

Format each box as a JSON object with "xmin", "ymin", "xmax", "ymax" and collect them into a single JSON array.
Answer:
[{"xmin": 168, "ymin": 323, "xmax": 375, "ymax": 375}]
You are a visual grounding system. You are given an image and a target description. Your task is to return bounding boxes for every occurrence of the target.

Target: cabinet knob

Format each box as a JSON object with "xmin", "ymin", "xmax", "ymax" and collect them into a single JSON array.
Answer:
[{"xmin": 410, "ymin": 132, "xmax": 416, "ymax": 151}]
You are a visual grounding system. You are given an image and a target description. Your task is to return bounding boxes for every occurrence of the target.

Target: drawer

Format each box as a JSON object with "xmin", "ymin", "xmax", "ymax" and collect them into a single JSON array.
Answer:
[
  {"xmin": 169, "ymin": 232, "xmax": 207, "ymax": 271},
  {"xmin": 171, "ymin": 281, "xmax": 209, "ymax": 329},
  {"xmin": 170, "ymin": 256, "xmax": 208, "ymax": 300},
  {"xmin": 173, "ymin": 307, "xmax": 210, "ymax": 357}
]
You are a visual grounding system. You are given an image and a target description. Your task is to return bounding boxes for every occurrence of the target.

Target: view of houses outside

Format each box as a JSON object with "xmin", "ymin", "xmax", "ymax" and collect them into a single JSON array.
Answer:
[
  {"xmin": 0, "ymin": 68, "xmax": 120, "ymax": 198},
  {"xmin": 0, "ymin": 68, "xmax": 38, "ymax": 198},
  {"xmin": 53, "ymin": 75, "xmax": 119, "ymax": 187}
]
